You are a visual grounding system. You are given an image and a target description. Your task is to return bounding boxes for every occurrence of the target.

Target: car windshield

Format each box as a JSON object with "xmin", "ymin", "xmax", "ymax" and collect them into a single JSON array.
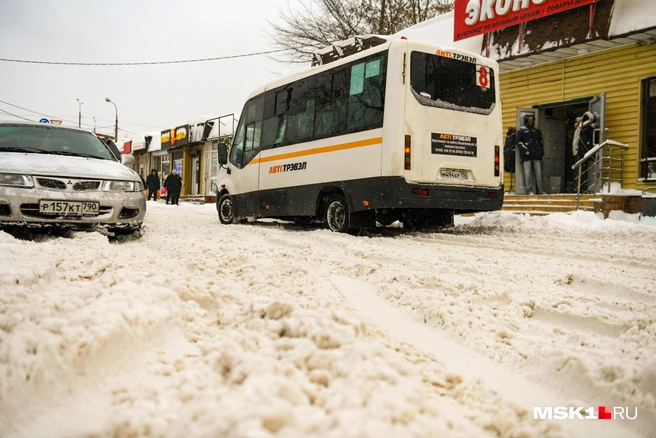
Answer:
[{"xmin": 0, "ymin": 124, "xmax": 114, "ymax": 160}]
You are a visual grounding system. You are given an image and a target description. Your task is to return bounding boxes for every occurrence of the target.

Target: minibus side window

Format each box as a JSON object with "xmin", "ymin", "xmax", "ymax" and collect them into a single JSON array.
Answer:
[{"xmin": 230, "ymin": 96, "xmax": 264, "ymax": 168}]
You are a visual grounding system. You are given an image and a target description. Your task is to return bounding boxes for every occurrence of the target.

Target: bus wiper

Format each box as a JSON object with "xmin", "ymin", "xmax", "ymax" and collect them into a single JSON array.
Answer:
[{"xmin": 0, "ymin": 146, "xmax": 50, "ymax": 153}]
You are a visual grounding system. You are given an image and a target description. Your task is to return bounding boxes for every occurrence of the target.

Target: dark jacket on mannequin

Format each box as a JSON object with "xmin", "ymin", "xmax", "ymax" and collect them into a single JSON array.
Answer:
[{"xmin": 516, "ymin": 114, "xmax": 544, "ymax": 162}]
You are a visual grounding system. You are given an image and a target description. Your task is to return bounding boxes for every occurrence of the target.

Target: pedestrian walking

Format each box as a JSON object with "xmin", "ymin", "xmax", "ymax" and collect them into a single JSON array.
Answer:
[
  {"xmin": 164, "ymin": 169, "xmax": 183, "ymax": 205},
  {"xmin": 145, "ymin": 169, "xmax": 160, "ymax": 201}
]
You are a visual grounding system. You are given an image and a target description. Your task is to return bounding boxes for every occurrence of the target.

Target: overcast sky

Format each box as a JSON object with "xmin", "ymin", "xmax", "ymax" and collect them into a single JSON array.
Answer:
[{"xmin": 0, "ymin": 0, "xmax": 299, "ymax": 139}]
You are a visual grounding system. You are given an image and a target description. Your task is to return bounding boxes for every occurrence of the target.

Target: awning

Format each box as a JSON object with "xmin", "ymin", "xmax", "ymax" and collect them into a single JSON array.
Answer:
[{"xmin": 533, "ymin": 96, "xmax": 593, "ymax": 109}]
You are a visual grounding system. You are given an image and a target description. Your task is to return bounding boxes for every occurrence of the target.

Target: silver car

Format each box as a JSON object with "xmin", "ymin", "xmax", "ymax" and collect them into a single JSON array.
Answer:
[{"xmin": 0, "ymin": 122, "xmax": 146, "ymax": 237}]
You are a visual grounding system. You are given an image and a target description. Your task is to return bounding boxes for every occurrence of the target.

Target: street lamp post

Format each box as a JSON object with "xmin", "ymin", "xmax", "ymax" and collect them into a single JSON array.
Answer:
[
  {"xmin": 76, "ymin": 98, "xmax": 83, "ymax": 128},
  {"xmin": 105, "ymin": 97, "xmax": 118, "ymax": 141}
]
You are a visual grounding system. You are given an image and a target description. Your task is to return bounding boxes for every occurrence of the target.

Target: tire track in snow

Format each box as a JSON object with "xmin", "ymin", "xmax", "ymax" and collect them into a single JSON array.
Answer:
[
  {"xmin": 405, "ymin": 233, "xmax": 656, "ymax": 272},
  {"xmin": 331, "ymin": 275, "xmax": 642, "ymax": 438}
]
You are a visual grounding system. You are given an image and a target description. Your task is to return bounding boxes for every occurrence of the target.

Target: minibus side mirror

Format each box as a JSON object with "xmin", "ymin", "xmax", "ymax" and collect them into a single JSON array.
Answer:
[{"xmin": 218, "ymin": 143, "xmax": 228, "ymax": 165}]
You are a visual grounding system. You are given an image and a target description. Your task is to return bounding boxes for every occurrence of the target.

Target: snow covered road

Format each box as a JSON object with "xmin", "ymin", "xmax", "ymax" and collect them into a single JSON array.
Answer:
[{"xmin": 1, "ymin": 202, "xmax": 655, "ymax": 437}]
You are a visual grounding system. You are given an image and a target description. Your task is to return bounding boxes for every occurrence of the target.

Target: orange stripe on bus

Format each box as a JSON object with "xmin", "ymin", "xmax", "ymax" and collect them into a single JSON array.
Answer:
[{"xmin": 249, "ymin": 137, "xmax": 382, "ymax": 165}]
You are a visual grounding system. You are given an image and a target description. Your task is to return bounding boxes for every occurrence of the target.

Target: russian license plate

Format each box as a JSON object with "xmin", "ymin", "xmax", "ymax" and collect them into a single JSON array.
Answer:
[
  {"xmin": 39, "ymin": 200, "xmax": 99, "ymax": 216},
  {"xmin": 440, "ymin": 169, "xmax": 469, "ymax": 180}
]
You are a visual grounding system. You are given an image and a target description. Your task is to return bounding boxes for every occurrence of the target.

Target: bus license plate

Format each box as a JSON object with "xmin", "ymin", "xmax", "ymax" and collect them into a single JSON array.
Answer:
[
  {"xmin": 440, "ymin": 170, "xmax": 469, "ymax": 180},
  {"xmin": 39, "ymin": 200, "xmax": 100, "ymax": 216}
]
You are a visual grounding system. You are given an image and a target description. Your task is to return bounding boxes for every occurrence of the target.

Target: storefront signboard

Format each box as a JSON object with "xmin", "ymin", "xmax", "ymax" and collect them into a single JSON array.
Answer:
[
  {"xmin": 454, "ymin": 0, "xmax": 598, "ymax": 42},
  {"xmin": 161, "ymin": 125, "xmax": 190, "ymax": 149}
]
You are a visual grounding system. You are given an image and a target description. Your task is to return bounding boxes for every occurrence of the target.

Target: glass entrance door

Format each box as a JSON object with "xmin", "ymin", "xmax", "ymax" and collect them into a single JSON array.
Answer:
[{"xmin": 191, "ymin": 156, "xmax": 200, "ymax": 195}]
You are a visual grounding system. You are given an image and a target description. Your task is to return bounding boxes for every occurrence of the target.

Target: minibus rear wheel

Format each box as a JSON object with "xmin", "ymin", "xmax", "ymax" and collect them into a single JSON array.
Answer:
[
  {"xmin": 324, "ymin": 194, "xmax": 350, "ymax": 233},
  {"xmin": 218, "ymin": 193, "xmax": 235, "ymax": 224}
]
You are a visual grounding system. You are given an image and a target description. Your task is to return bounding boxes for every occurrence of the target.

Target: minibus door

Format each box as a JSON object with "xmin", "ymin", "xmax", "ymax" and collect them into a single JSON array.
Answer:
[{"xmin": 224, "ymin": 121, "xmax": 262, "ymax": 217}]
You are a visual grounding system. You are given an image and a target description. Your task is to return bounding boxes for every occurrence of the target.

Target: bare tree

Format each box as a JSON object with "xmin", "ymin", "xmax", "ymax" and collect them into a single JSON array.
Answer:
[
  {"xmin": 268, "ymin": 0, "xmax": 454, "ymax": 63},
  {"xmin": 267, "ymin": 0, "xmax": 368, "ymax": 64},
  {"xmin": 362, "ymin": 0, "xmax": 453, "ymax": 34}
]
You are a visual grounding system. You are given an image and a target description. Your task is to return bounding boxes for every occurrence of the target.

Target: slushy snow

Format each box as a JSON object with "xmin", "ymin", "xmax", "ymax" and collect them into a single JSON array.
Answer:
[{"xmin": 1, "ymin": 203, "xmax": 655, "ymax": 437}]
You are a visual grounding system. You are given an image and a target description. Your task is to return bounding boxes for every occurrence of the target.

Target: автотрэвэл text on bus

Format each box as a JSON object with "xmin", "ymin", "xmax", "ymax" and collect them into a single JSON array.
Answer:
[{"xmin": 216, "ymin": 36, "xmax": 504, "ymax": 233}]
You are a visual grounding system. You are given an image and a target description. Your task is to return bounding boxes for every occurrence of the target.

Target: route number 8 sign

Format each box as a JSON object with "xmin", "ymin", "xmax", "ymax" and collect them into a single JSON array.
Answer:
[{"xmin": 476, "ymin": 65, "xmax": 489, "ymax": 89}]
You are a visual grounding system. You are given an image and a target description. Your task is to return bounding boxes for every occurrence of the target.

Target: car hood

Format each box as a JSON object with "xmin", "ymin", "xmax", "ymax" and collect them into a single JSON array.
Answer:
[{"xmin": 0, "ymin": 152, "xmax": 140, "ymax": 181}]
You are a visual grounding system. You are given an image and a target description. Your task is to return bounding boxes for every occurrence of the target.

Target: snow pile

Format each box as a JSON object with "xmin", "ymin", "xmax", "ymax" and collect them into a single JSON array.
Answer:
[{"xmin": 1, "ymin": 203, "xmax": 655, "ymax": 437}]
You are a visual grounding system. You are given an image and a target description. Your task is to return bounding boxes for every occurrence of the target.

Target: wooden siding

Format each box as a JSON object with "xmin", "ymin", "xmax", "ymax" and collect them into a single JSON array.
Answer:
[{"xmin": 500, "ymin": 42, "xmax": 656, "ymax": 191}]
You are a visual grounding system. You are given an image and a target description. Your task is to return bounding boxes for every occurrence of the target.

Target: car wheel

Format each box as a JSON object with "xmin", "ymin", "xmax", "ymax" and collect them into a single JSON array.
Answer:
[
  {"xmin": 218, "ymin": 193, "xmax": 234, "ymax": 224},
  {"xmin": 108, "ymin": 225, "xmax": 144, "ymax": 241},
  {"xmin": 323, "ymin": 194, "xmax": 350, "ymax": 233}
]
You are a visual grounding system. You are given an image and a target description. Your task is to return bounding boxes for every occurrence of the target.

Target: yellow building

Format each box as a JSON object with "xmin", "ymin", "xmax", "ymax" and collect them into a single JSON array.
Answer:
[{"xmin": 495, "ymin": 1, "xmax": 656, "ymax": 195}]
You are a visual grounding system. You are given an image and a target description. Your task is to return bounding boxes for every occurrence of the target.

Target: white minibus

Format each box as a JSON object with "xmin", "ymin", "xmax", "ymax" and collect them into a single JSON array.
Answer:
[{"xmin": 216, "ymin": 36, "xmax": 503, "ymax": 232}]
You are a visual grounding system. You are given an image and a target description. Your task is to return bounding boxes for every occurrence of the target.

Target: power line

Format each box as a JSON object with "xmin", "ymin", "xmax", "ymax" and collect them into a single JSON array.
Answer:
[
  {"xmin": 0, "ymin": 108, "xmax": 33, "ymax": 122},
  {"xmin": 0, "ymin": 98, "xmax": 76, "ymax": 125},
  {"xmin": 0, "ymin": 49, "xmax": 286, "ymax": 66},
  {"xmin": 0, "ymin": 101, "xmax": 126, "ymax": 137},
  {"xmin": 0, "ymin": 99, "xmax": 164, "ymax": 133}
]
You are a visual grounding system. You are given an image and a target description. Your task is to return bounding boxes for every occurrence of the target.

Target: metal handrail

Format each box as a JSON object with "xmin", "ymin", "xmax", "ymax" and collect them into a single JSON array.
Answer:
[
  {"xmin": 642, "ymin": 187, "xmax": 656, "ymax": 195},
  {"xmin": 571, "ymin": 139, "xmax": 629, "ymax": 210},
  {"xmin": 572, "ymin": 139, "xmax": 629, "ymax": 169}
]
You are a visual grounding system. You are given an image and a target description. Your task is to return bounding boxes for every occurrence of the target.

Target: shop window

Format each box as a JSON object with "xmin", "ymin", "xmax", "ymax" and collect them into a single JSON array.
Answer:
[
  {"xmin": 162, "ymin": 161, "xmax": 170, "ymax": 179},
  {"xmin": 641, "ymin": 77, "xmax": 656, "ymax": 181}
]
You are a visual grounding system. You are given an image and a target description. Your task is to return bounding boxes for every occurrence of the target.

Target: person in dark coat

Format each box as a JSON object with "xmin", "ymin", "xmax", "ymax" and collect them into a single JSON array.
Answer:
[
  {"xmin": 164, "ymin": 169, "xmax": 183, "ymax": 205},
  {"xmin": 145, "ymin": 169, "xmax": 160, "ymax": 201},
  {"xmin": 516, "ymin": 114, "xmax": 544, "ymax": 195}
]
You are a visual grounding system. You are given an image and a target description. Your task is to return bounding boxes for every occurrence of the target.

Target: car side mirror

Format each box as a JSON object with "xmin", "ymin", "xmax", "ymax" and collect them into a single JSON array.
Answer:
[
  {"xmin": 106, "ymin": 139, "xmax": 121, "ymax": 161},
  {"xmin": 218, "ymin": 143, "xmax": 228, "ymax": 165},
  {"xmin": 121, "ymin": 154, "xmax": 135, "ymax": 167}
]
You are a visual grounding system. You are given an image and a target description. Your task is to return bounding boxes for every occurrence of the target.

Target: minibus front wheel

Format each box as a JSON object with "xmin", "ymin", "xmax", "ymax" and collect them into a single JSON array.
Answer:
[{"xmin": 218, "ymin": 193, "xmax": 235, "ymax": 224}]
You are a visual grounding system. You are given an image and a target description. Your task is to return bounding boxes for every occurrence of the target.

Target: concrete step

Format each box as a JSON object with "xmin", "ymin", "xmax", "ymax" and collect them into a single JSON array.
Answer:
[
  {"xmin": 501, "ymin": 205, "xmax": 594, "ymax": 213},
  {"xmin": 501, "ymin": 194, "xmax": 600, "ymax": 215},
  {"xmin": 503, "ymin": 200, "xmax": 597, "ymax": 208},
  {"xmin": 505, "ymin": 194, "xmax": 598, "ymax": 201}
]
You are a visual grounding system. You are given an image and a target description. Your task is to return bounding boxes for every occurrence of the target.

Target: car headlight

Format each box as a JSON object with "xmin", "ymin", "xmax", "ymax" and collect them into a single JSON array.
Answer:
[
  {"xmin": 102, "ymin": 180, "xmax": 142, "ymax": 192},
  {"xmin": 0, "ymin": 173, "xmax": 34, "ymax": 188}
]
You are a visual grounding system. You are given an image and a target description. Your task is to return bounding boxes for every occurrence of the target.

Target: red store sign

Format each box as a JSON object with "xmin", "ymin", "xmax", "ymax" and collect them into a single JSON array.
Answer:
[{"xmin": 454, "ymin": 0, "xmax": 598, "ymax": 41}]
